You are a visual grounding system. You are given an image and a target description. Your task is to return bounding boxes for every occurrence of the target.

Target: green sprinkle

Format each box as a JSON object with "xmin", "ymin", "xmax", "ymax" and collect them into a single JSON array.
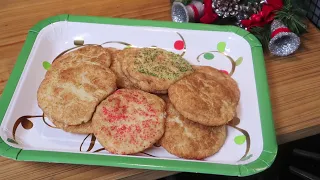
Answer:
[{"xmin": 135, "ymin": 48, "xmax": 192, "ymax": 80}]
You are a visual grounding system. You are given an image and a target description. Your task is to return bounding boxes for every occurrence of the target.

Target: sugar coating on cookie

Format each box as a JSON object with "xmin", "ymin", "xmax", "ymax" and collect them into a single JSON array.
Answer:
[
  {"xmin": 110, "ymin": 50, "xmax": 136, "ymax": 89},
  {"xmin": 37, "ymin": 64, "xmax": 117, "ymax": 126},
  {"xmin": 50, "ymin": 45, "xmax": 112, "ymax": 72},
  {"xmin": 160, "ymin": 100, "xmax": 227, "ymax": 159},
  {"xmin": 168, "ymin": 66, "xmax": 239, "ymax": 126},
  {"xmin": 92, "ymin": 89, "xmax": 166, "ymax": 155},
  {"xmin": 121, "ymin": 48, "xmax": 194, "ymax": 93},
  {"xmin": 193, "ymin": 66, "xmax": 240, "ymax": 103},
  {"xmin": 52, "ymin": 120, "xmax": 93, "ymax": 134}
]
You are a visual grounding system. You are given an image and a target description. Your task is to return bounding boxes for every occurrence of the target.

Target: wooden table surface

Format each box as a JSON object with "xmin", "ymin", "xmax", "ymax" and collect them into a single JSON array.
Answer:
[{"xmin": 0, "ymin": 0, "xmax": 319, "ymax": 179}]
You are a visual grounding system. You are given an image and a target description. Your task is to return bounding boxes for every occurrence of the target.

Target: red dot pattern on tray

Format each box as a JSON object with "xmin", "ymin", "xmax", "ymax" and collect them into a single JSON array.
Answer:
[
  {"xmin": 174, "ymin": 40, "xmax": 184, "ymax": 50},
  {"xmin": 220, "ymin": 70, "xmax": 229, "ymax": 75}
]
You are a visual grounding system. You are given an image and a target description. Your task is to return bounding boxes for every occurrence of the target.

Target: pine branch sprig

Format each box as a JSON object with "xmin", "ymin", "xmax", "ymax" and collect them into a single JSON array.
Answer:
[
  {"xmin": 275, "ymin": 0, "xmax": 308, "ymax": 36},
  {"xmin": 250, "ymin": 24, "xmax": 271, "ymax": 49}
]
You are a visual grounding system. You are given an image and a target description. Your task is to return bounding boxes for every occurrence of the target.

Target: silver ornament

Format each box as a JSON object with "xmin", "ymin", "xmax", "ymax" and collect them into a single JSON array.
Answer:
[
  {"xmin": 212, "ymin": 0, "xmax": 240, "ymax": 18},
  {"xmin": 252, "ymin": 8, "xmax": 258, "ymax": 14},
  {"xmin": 234, "ymin": 0, "xmax": 262, "ymax": 25},
  {"xmin": 269, "ymin": 20, "xmax": 301, "ymax": 56},
  {"xmin": 171, "ymin": 1, "xmax": 204, "ymax": 23},
  {"xmin": 171, "ymin": 2, "xmax": 189, "ymax": 23},
  {"xmin": 223, "ymin": 12, "xmax": 230, "ymax": 18},
  {"xmin": 260, "ymin": 0, "xmax": 267, "ymax": 4},
  {"xmin": 231, "ymin": 11, "xmax": 238, "ymax": 16}
]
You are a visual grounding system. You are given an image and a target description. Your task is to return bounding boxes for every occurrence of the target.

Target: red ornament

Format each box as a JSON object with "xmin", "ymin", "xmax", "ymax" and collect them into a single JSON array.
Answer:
[
  {"xmin": 200, "ymin": 0, "xmax": 218, "ymax": 24},
  {"xmin": 241, "ymin": 0, "xmax": 283, "ymax": 30},
  {"xmin": 174, "ymin": 40, "xmax": 184, "ymax": 50},
  {"xmin": 271, "ymin": 27, "xmax": 291, "ymax": 38},
  {"xmin": 251, "ymin": 14, "xmax": 262, "ymax": 22}
]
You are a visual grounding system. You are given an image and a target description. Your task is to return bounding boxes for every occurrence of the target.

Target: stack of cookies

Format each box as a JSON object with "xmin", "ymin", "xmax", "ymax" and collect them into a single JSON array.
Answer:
[
  {"xmin": 37, "ymin": 45, "xmax": 240, "ymax": 159},
  {"xmin": 161, "ymin": 66, "xmax": 240, "ymax": 159},
  {"xmin": 37, "ymin": 45, "xmax": 117, "ymax": 134}
]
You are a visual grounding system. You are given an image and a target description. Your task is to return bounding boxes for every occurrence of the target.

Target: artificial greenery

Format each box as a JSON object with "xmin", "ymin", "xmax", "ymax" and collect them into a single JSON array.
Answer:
[
  {"xmin": 249, "ymin": 0, "xmax": 307, "ymax": 49},
  {"xmin": 170, "ymin": 0, "xmax": 307, "ymax": 49},
  {"xmin": 250, "ymin": 24, "xmax": 271, "ymax": 48},
  {"xmin": 275, "ymin": 0, "xmax": 308, "ymax": 36}
]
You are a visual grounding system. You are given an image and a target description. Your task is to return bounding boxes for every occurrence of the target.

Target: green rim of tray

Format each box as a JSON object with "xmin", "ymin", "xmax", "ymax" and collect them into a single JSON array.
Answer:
[{"xmin": 0, "ymin": 14, "xmax": 277, "ymax": 176}]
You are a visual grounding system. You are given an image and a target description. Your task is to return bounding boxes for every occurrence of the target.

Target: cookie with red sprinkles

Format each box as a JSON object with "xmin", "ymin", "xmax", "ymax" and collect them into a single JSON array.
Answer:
[{"xmin": 92, "ymin": 89, "xmax": 166, "ymax": 155}]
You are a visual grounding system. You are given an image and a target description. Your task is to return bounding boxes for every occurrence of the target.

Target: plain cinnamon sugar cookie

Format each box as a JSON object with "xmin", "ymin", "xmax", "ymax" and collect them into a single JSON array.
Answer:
[
  {"xmin": 168, "ymin": 66, "xmax": 239, "ymax": 126},
  {"xmin": 37, "ymin": 64, "xmax": 117, "ymax": 125},
  {"xmin": 50, "ymin": 45, "xmax": 113, "ymax": 72},
  {"xmin": 193, "ymin": 65, "xmax": 240, "ymax": 103},
  {"xmin": 160, "ymin": 100, "xmax": 227, "ymax": 159},
  {"xmin": 110, "ymin": 49, "xmax": 136, "ymax": 89}
]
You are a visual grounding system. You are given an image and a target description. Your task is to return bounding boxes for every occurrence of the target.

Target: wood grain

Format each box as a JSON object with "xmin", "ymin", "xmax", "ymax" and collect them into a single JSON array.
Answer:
[
  {"xmin": 265, "ymin": 24, "xmax": 320, "ymax": 143},
  {"xmin": 0, "ymin": 0, "xmax": 319, "ymax": 179}
]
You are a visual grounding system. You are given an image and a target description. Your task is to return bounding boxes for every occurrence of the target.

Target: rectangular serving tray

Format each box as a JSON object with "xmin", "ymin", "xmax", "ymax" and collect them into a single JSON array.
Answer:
[{"xmin": 0, "ymin": 14, "xmax": 277, "ymax": 176}]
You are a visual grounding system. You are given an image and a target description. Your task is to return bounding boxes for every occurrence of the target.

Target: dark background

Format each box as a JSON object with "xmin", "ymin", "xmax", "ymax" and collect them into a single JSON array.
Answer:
[{"xmin": 307, "ymin": 0, "xmax": 320, "ymax": 28}]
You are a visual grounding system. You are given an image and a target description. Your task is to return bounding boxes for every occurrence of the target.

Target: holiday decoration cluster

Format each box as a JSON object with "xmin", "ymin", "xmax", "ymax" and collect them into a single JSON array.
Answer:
[{"xmin": 171, "ymin": 0, "xmax": 307, "ymax": 56}]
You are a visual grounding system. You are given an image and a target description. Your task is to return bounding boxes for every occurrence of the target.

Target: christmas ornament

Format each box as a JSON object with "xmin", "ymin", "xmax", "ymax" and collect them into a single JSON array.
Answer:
[
  {"xmin": 170, "ymin": 0, "xmax": 192, "ymax": 5},
  {"xmin": 170, "ymin": 0, "xmax": 308, "ymax": 56},
  {"xmin": 172, "ymin": 2, "xmax": 189, "ymax": 22},
  {"xmin": 241, "ymin": 0, "xmax": 283, "ymax": 30},
  {"xmin": 235, "ymin": 1, "xmax": 262, "ymax": 28},
  {"xmin": 171, "ymin": 1, "xmax": 204, "ymax": 23},
  {"xmin": 200, "ymin": 0, "xmax": 218, "ymax": 24},
  {"xmin": 268, "ymin": 20, "xmax": 300, "ymax": 56},
  {"xmin": 212, "ymin": 0, "xmax": 241, "ymax": 18}
]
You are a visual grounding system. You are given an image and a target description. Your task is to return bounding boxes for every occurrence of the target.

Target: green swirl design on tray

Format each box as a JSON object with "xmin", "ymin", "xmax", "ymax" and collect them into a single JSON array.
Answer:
[
  {"xmin": 204, "ymin": 52, "xmax": 214, "ymax": 60},
  {"xmin": 42, "ymin": 61, "xmax": 51, "ymax": 70},
  {"xmin": 234, "ymin": 135, "xmax": 246, "ymax": 145},
  {"xmin": 227, "ymin": 117, "xmax": 251, "ymax": 161},
  {"xmin": 217, "ymin": 42, "xmax": 226, "ymax": 53},
  {"xmin": 7, "ymin": 138, "xmax": 18, "ymax": 144},
  {"xmin": 240, "ymin": 154, "xmax": 253, "ymax": 161},
  {"xmin": 235, "ymin": 57, "xmax": 243, "ymax": 66},
  {"xmin": 197, "ymin": 41, "xmax": 244, "ymax": 76}
]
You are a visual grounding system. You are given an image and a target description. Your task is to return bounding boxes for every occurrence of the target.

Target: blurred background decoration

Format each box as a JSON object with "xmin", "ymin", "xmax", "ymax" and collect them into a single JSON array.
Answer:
[{"xmin": 170, "ymin": 0, "xmax": 313, "ymax": 57}]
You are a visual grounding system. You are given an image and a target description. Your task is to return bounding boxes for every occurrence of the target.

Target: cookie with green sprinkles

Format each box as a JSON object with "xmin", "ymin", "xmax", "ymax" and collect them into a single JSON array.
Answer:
[{"xmin": 121, "ymin": 48, "xmax": 194, "ymax": 93}]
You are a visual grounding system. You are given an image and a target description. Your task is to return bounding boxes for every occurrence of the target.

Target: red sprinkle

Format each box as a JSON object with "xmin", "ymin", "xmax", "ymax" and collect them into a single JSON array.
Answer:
[{"xmin": 102, "ymin": 90, "xmax": 161, "ymax": 147}]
